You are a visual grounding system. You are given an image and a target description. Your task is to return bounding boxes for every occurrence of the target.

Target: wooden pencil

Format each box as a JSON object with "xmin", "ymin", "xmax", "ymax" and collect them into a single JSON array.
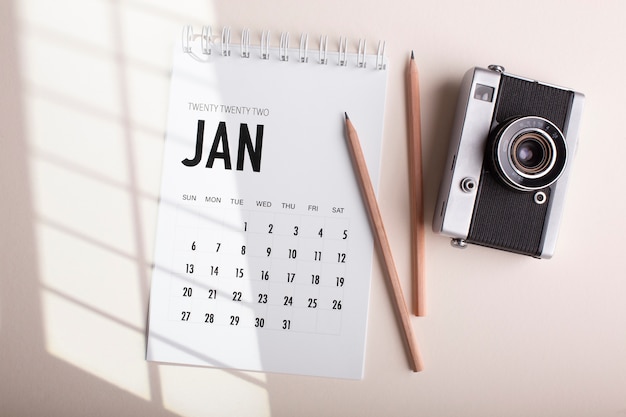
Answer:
[
  {"xmin": 344, "ymin": 113, "xmax": 424, "ymax": 372},
  {"xmin": 407, "ymin": 51, "xmax": 426, "ymax": 317}
]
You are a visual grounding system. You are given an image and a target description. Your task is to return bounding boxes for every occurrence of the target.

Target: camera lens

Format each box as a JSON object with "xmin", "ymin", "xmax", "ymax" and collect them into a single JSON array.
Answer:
[
  {"xmin": 511, "ymin": 132, "xmax": 554, "ymax": 175},
  {"xmin": 489, "ymin": 116, "xmax": 567, "ymax": 191}
]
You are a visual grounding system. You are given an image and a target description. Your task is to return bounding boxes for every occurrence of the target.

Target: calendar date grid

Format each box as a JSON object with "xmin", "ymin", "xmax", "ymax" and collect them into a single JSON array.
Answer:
[{"xmin": 167, "ymin": 203, "xmax": 357, "ymax": 334}]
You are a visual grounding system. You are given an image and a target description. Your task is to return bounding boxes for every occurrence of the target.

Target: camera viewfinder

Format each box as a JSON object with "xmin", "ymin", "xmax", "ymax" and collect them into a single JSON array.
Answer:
[{"xmin": 474, "ymin": 84, "xmax": 494, "ymax": 102}]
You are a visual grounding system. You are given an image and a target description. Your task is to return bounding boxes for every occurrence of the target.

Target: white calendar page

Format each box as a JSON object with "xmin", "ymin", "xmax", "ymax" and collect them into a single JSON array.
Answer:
[{"xmin": 146, "ymin": 35, "xmax": 388, "ymax": 379}]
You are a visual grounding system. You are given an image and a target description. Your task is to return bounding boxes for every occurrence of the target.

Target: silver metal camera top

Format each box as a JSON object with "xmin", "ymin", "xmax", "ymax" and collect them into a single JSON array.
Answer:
[
  {"xmin": 432, "ymin": 67, "xmax": 501, "ymax": 239},
  {"xmin": 488, "ymin": 64, "xmax": 505, "ymax": 73}
]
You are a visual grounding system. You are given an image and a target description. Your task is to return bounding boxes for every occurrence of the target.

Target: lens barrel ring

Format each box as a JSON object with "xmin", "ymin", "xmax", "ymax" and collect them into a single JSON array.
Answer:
[{"xmin": 490, "ymin": 116, "xmax": 567, "ymax": 191}]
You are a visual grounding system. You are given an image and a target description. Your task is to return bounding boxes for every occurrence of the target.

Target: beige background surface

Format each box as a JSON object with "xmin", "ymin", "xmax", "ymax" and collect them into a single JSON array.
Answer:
[{"xmin": 1, "ymin": 0, "xmax": 625, "ymax": 416}]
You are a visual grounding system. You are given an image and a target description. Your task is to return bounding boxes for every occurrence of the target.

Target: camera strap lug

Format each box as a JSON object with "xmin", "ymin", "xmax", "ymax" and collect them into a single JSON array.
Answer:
[{"xmin": 450, "ymin": 238, "xmax": 468, "ymax": 249}]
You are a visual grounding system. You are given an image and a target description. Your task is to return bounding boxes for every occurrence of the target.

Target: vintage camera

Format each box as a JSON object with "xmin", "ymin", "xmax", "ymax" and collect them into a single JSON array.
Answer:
[{"xmin": 433, "ymin": 65, "xmax": 584, "ymax": 258}]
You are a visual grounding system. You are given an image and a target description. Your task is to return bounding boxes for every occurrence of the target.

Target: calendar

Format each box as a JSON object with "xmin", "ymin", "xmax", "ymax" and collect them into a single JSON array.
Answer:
[{"xmin": 146, "ymin": 27, "xmax": 388, "ymax": 379}]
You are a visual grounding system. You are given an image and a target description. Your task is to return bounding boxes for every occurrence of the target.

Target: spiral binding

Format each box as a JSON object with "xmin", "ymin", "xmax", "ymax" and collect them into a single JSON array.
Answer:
[
  {"xmin": 182, "ymin": 25, "xmax": 193, "ymax": 53},
  {"xmin": 357, "ymin": 39, "xmax": 367, "ymax": 68},
  {"xmin": 261, "ymin": 30, "xmax": 270, "ymax": 60},
  {"xmin": 181, "ymin": 26, "xmax": 387, "ymax": 70},
  {"xmin": 241, "ymin": 28, "xmax": 250, "ymax": 58},
  {"xmin": 338, "ymin": 37, "xmax": 348, "ymax": 67},
  {"xmin": 201, "ymin": 26, "xmax": 212, "ymax": 55},
  {"xmin": 299, "ymin": 34, "xmax": 309, "ymax": 63},
  {"xmin": 376, "ymin": 40, "xmax": 386, "ymax": 70},
  {"xmin": 279, "ymin": 32, "xmax": 290, "ymax": 62},
  {"xmin": 221, "ymin": 27, "xmax": 231, "ymax": 56},
  {"xmin": 319, "ymin": 35, "xmax": 328, "ymax": 65}
]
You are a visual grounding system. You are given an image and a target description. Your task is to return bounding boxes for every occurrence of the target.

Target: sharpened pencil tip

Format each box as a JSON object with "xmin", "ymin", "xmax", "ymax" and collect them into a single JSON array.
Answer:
[
  {"xmin": 344, "ymin": 112, "xmax": 349, "ymax": 120},
  {"xmin": 410, "ymin": 50, "xmax": 414, "ymax": 60}
]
